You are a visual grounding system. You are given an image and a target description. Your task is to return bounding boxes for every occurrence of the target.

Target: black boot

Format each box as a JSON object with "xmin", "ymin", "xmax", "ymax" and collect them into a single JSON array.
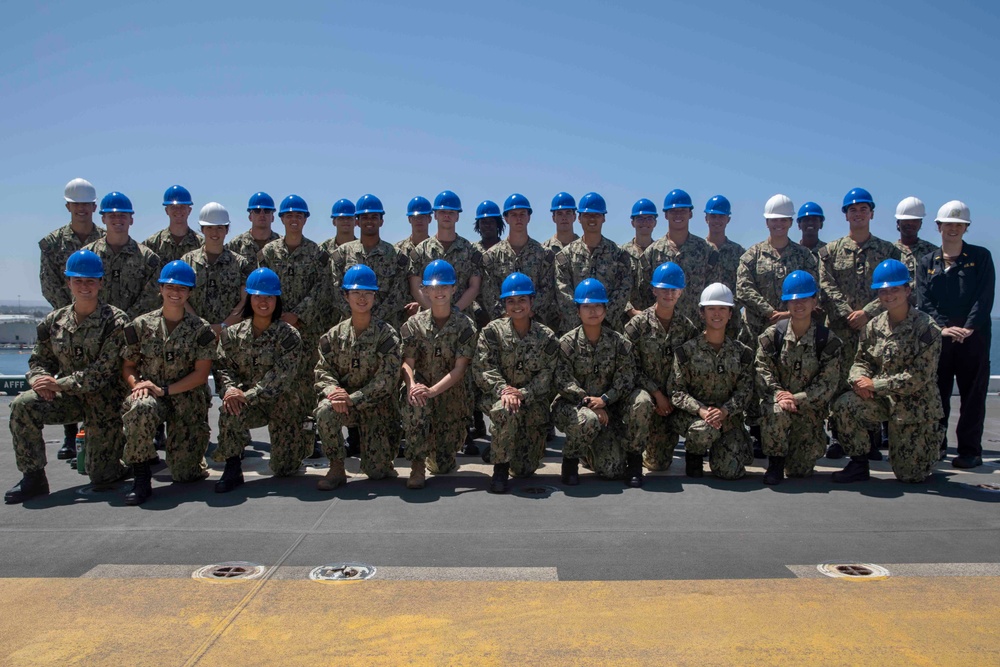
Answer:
[
  {"xmin": 124, "ymin": 462, "xmax": 153, "ymax": 505},
  {"xmin": 867, "ymin": 430, "xmax": 883, "ymax": 461},
  {"xmin": 685, "ymin": 453, "xmax": 704, "ymax": 478},
  {"xmin": 307, "ymin": 432, "xmax": 323, "ymax": 460},
  {"xmin": 561, "ymin": 457, "xmax": 580, "ymax": 486},
  {"xmin": 546, "ymin": 424, "xmax": 555, "ymax": 442},
  {"xmin": 831, "ymin": 456, "xmax": 870, "ymax": 483},
  {"xmin": 763, "ymin": 456, "xmax": 785, "ymax": 486},
  {"xmin": 346, "ymin": 427, "xmax": 361, "ymax": 457},
  {"xmin": 826, "ymin": 423, "xmax": 844, "ymax": 459},
  {"xmin": 462, "ymin": 428, "xmax": 480, "ymax": 456},
  {"xmin": 215, "ymin": 457, "xmax": 244, "ymax": 493},
  {"xmin": 5, "ymin": 470, "xmax": 49, "ymax": 504},
  {"xmin": 750, "ymin": 425, "xmax": 765, "ymax": 459},
  {"xmin": 480, "ymin": 444, "xmax": 492, "ymax": 464},
  {"xmin": 473, "ymin": 410, "xmax": 487, "ymax": 439},
  {"xmin": 624, "ymin": 452, "xmax": 643, "ymax": 488},
  {"xmin": 488, "ymin": 463, "xmax": 510, "ymax": 494},
  {"xmin": 153, "ymin": 423, "xmax": 166, "ymax": 450},
  {"xmin": 58, "ymin": 424, "xmax": 77, "ymax": 460}
]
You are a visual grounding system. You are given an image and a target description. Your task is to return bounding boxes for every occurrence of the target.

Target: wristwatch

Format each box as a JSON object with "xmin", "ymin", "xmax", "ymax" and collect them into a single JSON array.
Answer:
[{"xmin": 600, "ymin": 393, "xmax": 610, "ymax": 405}]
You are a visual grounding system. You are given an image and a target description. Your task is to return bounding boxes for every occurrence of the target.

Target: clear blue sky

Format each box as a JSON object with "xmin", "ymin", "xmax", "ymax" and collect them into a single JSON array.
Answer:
[{"xmin": 2, "ymin": 0, "xmax": 998, "ymax": 310}]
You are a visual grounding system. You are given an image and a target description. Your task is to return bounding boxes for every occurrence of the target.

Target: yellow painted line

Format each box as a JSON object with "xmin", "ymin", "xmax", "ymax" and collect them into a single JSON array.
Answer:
[{"xmin": 0, "ymin": 577, "xmax": 998, "ymax": 665}]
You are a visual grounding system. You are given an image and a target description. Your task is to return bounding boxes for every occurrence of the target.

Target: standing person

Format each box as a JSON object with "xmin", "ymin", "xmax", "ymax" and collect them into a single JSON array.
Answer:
[
  {"xmin": 919, "ymin": 201, "xmax": 995, "ymax": 469},
  {"xmin": 39, "ymin": 178, "xmax": 105, "ymax": 460},
  {"xmin": 817, "ymin": 188, "xmax": 901, "ymax": 460},
  {"xmin": 400, "ymin": 260, "xmax": 478, "ymax": 488},
  {"xmin": 624, "ymin": 262, "xmax": 699, "ymax": 479},
  {"xmin": 894, "ymin": 197, "xmax": 938, "ymax": 290},
  {"xmin": 472, "ymin": 200, "xmax": 504, "ymax": 255},
  {"xmin": 703, "ymin": 195, "xmax": 745, "ymax": 293},
  {"xmin": 621, "ymin": 199, "xmax": 658, "ymax": 310},
  {"xmin": 831, "ymin": 260, "xmax": 943, "ymax": 483},
  {"xmin": 319, "ymin": 198, "xmax": 358, "ymax": 256},
  {"xmin": 143, "ymin": 185, "xmax": 203, "ymax": 268},
  {"xmin": 396, "ymin": 196, "xmax": 433, "ymax": 320},
  {"xmin": 552, "ymin": 279, "xmax": 636, "ymax": 485},
  {"xmin": 797, "ymin": 202, "xmax": 827, "ymax": 257},
  {"xmin": 553, "ymin": 192, "xmax": 634, "ymax": 333},
  {"xmin": 213, "ymin": 268, "xmax": 305, "ymax": 492},
  {"xmin": 474, "ymin": 273, "xmax": 559, "ymax": 493},
  {"xmin": 120, "ymin": 261, "xmax": 217, "ymax": 505},
  {"xmin": 5, "ymin": 251, "xmax": 130, "ymax": 503},
  {"xmin": 671, "ymin": 283, "xmax": 755, "ymax": 480},
  {"xmin": 755, "ymin": 271, "xmax": 842, "ymax": 485},
  {"xmin": 542, "ymin": 192, "xmax": 579, "ymax": 253},
  {"xmin": 314, "ymin": 265, "xmax": 402, "ymax": 490},
  {"xmin": 227, "ymin": 192, "xmax": 280, "ymax": 266}
]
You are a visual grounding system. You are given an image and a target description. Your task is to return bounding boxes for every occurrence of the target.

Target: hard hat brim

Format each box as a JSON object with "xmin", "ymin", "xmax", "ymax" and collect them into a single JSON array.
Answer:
[
  {"xmin": 578, "ymin": 208, "xmax": 607, "ymax": 214},
  {"xmin": 342, "ymin": 284, "xmax": 379, "ymax": 291},
  {"xmin": 158, "ymin": 278, "xmax": 195, "ymax": 287},
  {"xmin": 663, "ymin": 205, "xmax": 694, "ymax": 211},
  {"xmin": 574, "ymin": 298, "xmax": 608, "ymax": 304},
  {"xmin": 355, "ymin": 209, "xmax": 385, "ymax": 216},
  {"xmin": 763, "ymin": 213, "xmax": 794, "ymax": 220},
  {"xmin": 550, "ymin": 206, "xmax": 577, "ymax": 212},
  {"xmin": 699, "ymin": 300, "xmax": 734, "ymax": 307},
  {"xmin": 704, "ymin": 209, "xmax": 730, "ymax": 216},
  {"xmin": 422, "ymin": 279, "xmax": 456, "ymax": 286},
  {"xmin": 871, "ymin": 279, "xmax": 909, "ymax": 289},
  {"xmin": 198, "ymin": 220, "xmax": 230, "ymax": 227},
  {"xmin": 432, "ymin": 206, "xmax": 463, "ymax": 212},
  {"xmin": 895, "ymin": 214, "xmax": 923, "ymax": 220},
  {"xmin": 935, "ymin": 217, "xmax": 970, "ymax": 224},
  {"xmin": 163, "ymin": 200, "xmax": 194, "ymax": 206},
  {"xmin": 64, "ymin": 270, "xmax": 104, "ymax": 278},
  {"xmin": 651, "ymin": 282, "xmax": 684, "ymax": 290},
  {"xmin": 100, "ymin": 208, "xmax": 134, "ymax": 214},
  {"xmin": 246, "ymin": 288, "xmax": 281, "ymax": 296},
  {"xmin": 65, "ymin": 197, "xmax": 97, "ymax": 203},
  {"xmin": 247, "ymin": 206, "xmax": 276, "ymax": 212},
  {"xmin": 781, "ymin": 290, "xmax": 817, "ymax": 300},
  {"xmin": 500, "ymin": 290, "xmax": 535, "ymax": 299}
]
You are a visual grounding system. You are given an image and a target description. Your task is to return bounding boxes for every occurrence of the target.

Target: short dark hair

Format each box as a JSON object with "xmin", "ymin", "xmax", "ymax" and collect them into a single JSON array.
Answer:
[
  {"xmin": 474, "ymin": 216, "xmax": 505, "ymax": 237},
  {"xmin": 241, "ymin": 294, "xmax": 283, "ymax": 320}
]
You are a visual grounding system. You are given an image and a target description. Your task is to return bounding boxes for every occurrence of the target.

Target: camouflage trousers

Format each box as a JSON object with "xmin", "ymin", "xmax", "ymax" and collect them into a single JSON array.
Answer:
[
  {"xmin": 296, "ymin": 335, "xmax": 321, "ymax": 451},
  {"xmin": 215, "ymin": 392, "xmax": 307, "ymax": 476},
  {"xmin": 551, "ymin": 397, "xmax": 626, "ymax": 480},
  {"xmin": 401, "ymin": 391, "xmax": 470, "ymax": 475},
  {"xmin": 122, "ymin": 390, "xmax": 209, "ymax": 482},
  {"xmin": 760, "ymin": 403, "xmax": 826, "ymax": 477},
  {"xmin": 9, "ymin": 389, "xmax": 128, "ymax": 484},
  {"xmin": 627, "ymin": 389, "xmax": 680, "ymax": 469},
  {"xmin": 315, "ymin": 397, "xmax": 398, "ymax": 479},
  {"xmin": 671, "ymin": 411, "xmax": 752, "ymax": 480},
  {"xmin": 480, "ymin": 398, "xmax": 548, "ymax": 478},
  {"xmin": 832, "ymin": 391, "xmax": 941, "ymax": 483}
]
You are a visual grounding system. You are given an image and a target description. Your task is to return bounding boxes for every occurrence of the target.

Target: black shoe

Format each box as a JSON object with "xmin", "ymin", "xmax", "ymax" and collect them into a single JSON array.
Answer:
[
  {"xmin": 546, "ymin": 424, "xmax": 555, "ymax": 442},
  {"xmin": 763, "ymin": 456, "xmax": 785, "ymax": 486},
  {"xmin": 215, "ymin": 457, "xmax": 244, "ymax": 493},
  {"xmin": 153, "ymin": 424, "xmax": 166, "ymax": 451},
  {"xmin": 749, "ymin": 425, "xmax": 765, "ymax": 459},
  {"xmin": 462, "ymin": 439, "xmax": 480, "ymax": 457},
  {"xmin": 561, "ymin": 458, "xmax": 580, "ymax": 486},
  {"xmin": 124, "ymin": 462, "xmax": 152, "ymax": 505},
  {"xmin": 624, "ymin": 452, "xmax": 643, "ymax": 488},
  {"xmin": 480, "ymin": 444, "xmax": 492, "ymax": 464},
  {"xmin": 5, "ymin": 470, "xmax": 49, "ymax": 504},
  {"xmin": 867, "ymin": 430, "xmax": 883, "ymax": 461},
  {"xmin": 826, "ymin": 441, "xmax": 844, "ymax": 459},
  {"xmin": 952, "ymin": 455, "xmax": 983, "ymax": 469},
  {"xmin": 473, "ymin": 411, "xmax": 487, "ymax": 439},
  {"xmin": 488, "ymin": 463, "xmax": 510, "ymax": 494},
  {"xmin": 939, "ymin": 447, "xmax": 948, "ymax": 461},
  {"xmin": 831, "ymin": 456, "xmax": 870, "ymax": 483},
  {"xmin": 345, "ymin": 427, "xmax": 361, "ymax": 458},
  {"xmin": 685, "ymin": 453, "xmax": 704, "ymax": 478},
  {"xmin": 58, "ymin": 424, "xmax": 77, "ymax": 460}
]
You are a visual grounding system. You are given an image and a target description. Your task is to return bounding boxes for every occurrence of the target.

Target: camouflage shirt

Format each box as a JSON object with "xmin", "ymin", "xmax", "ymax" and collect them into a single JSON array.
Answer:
[
  {"xmin": 408, "ymin": 235, "xmax": 483, "ymax": 316},
  {"xmin": 181, "ymin": 247, "xmax": 253, "ymax": 326},
  {"xmin": 400, "ymin": 308, "xmax": 477, "ymax": 387},
  {"xmin": 83, "ymin": 237, "xmax": 162, "ymax": 319},
  {"xmin": 736, "ymin": 240, "xmax": 819, "ymax": 335},
  {"xmin": 394, "ymin": 236, "xmax": 426, "ymax": 261},
  {"xmin": 332, "ymin": 239, "xmax": 411, "ymax": 328},
  {"xmin": 709, "ymin": 238, "xmax": 746, "ymax": 292},
  {"xmin": 39, "ymin": 223, "xmax": 106, "ymax": 309},
  {"xmin": 671, "ymin": 336, "xmax": 754, "ymax": 417},
  {"xmin": 474, "ymin": 318, "xmax": 559, "ymax": 404},
  {"xmin": 216, "ymin": 319, "xmax": 302, "ymax": 404},
  {"xmin": 801, "ymin": 239, "xmax": 827, "ymax": 258},
  {"xmin": 314, "ymin": 318, "xmax": 402, "ymax": 408},
  {"xmin": 259, "ymin": 237, "xmax": 332, "ymax": 336},
  {"xmin": 143, "ymin": 227, "xmax": 204, "ymax": 267},
  {"xmin": 818, "ymin": 234, "xmax": 901, "ymax": 330},
  {"xmin": 755, "ymin": 321, "xmax": 842, "ymax": 412},
  {"xmin": 895, "ymin": 238, "xmax": 938, "ymax": 289},
  {"xmin": 227, "ymin": 230, "xmax": 280, "ymax": 266},
  {"xmin": 624, "ymin": 307, "xmax": 700, "ymax": 397},
  {"xmin": 122, "ymin": 309, "xmax": 217, "ymax": 387},
  {"xmin": 621, "ymin": 238, "xmax": 651, "ymax": 309},
  {"xmin": 481, "ymin": 237, "xmax": 557, "ymax": 325},
  {"xmin": 541, "ymin": 234, "xmax": 578, "ymax": 254},
  {"xmin": 28, "ymin": 303, "xmax": 129, "ymax": 395},
  {"xmin": 556, "ymin": 326, "xmax": 635, "ymax": 406},
  {"xmin": 638, "ymin": 233, "xmax": 720, "ymax": 321},
  {"xmin": 554, "ymin": 236, "xmax": 635, "ymax": 333}
]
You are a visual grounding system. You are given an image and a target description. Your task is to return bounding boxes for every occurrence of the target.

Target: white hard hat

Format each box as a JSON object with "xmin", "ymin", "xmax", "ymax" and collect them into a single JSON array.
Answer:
[
  {"xmin": 895, "ymin": 196, "xmax": 925, "ymax": 220},
  {"xmin": 699, "ymin": 282, "xmax": 735, "ymax": 307},
  {"xmin": 764, "ymin": 194, "xmax": 795, "ymax": 219},
  {"xmin": 935, "ymin": 200, "xmax": 971, "ymax": 224},
  {"xmin": 64, "ymin": 178, "xmax": 96, "ymax": 203},
  {"xmin": 198, "ymin": 202, "xmax": 231, "ymax": 226}
]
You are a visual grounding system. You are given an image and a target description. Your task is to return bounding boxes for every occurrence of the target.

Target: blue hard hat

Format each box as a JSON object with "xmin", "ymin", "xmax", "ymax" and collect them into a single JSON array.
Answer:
[
  {"xmin": 355, "ymin": 194, "xmax": 384, "ymax": 216},
  {"xmin": 550, "ymin": 192, "xmax": 577, "ymax": 212},
  {"xmin": 704, "ymin": 195, "xmax": 731, "ymax": 216},
  {"xmin": 781, "ymin": 270, "xmax": 817, "ymax": 300},
  {"xmin": 578, "ymin": 192, "xmax": 607, "ymax": 215},
  {"xmin": 663, "ymin": 189, "xmax": 694, "ymax": 211},
  {"xmin": 475, "ymin": 200, "xmax": 502, "ymax": 220},
  {"xmin": 422, "ymin": 259, "xmax": 457, "ymax": 286},
  {"xmin": 503, "ymin": 193, "xmax": 532, "ymax": 215},
  {"xmin": 871, "ymin": 259, "xmax": 909, "ymax": 289},
  {"xmin": 64, "ymin": 249, "xmax": 104, "ymax": 279},
  {"xmin": 99, "ymin": 192, "xmax": 133, "ymax": 214},
  {"xmin": 651, "ymin": 262, "xmax": 685, "ymax": 290},
  {"xmin": 246, "ymin": 268, "xmax": 282, "ymax": 296},
  {"xmin": 342, "ymin": 264, "xmax": 379, "ymax": 291},
  {"xmin": 163, "ymin": 185, "xmax": 193, "ymax": 206},
  {"xmin": 797, "ymin": 201, "xmax": 825, "ymax": 221},
  {"xmin": 158, "ymin": 260, "xmax": 196, "ymax": 288},
  {"xmin": 247, "ymin": 192, "xmax": 276, "ymax": 212},
  {"xmin": 330, "ymin": 198, "xmax": 356, "ymax": 218},
  {"xmin": 842, "ymin": 187, "xmax": 875, "ymax": 213},
  {"xmin": 631, "ymin": 198, "xmax": 658, "ymax": 218},
  {"xmin": 407, "ymin": 196, "xmax": 432, "ymax": 217},
  {"xmin": 433, "ymin": 190, "xmax": 462, "ymax": 212},
  {"xmin": 279, "ymin": 194, "xmax": 310, "ymax": 217},
  {"xmin": 500, "ymin": 272, "xmax": 535, "ymax": 299},
  {"xmin": 574, "ymin": 278, "xmax": 608, "ymax": 304}
]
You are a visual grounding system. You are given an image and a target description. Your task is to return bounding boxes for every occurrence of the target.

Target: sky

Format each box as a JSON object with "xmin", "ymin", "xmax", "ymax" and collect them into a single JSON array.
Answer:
[{"xmin": 1, "ymin": 0, "xmax": 998, "ymax": 310}]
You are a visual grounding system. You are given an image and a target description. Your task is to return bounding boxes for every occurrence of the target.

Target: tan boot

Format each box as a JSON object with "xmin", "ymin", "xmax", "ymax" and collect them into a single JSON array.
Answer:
[
  {"xmin": 407, "ymin": 459, "xmax": 426, "ymax": 489},
  {"xmin": 317, "ymin": 460, "xmax": 348, "ymax": 491}
]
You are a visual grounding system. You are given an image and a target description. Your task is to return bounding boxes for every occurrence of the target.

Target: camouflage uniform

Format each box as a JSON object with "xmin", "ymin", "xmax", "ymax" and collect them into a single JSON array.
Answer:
[
  {"xmin": 10, "ymin": 304, "xmax": 130, "ymax": 484},
  {"xmin": 318, "ymin": 236, "xmax": 354, "ymax": 257},
  {"xmin": 331, "ymin": 239, "xmax": 411, "ymax": 329},
  {"xmin": 552, "ymin": 327, "xmax": 637, "ymax": 479},
  {"xmin": 314, "ymin": 319, "xmax": 402, "ymax": 478},
  {"xmin": 39, "ymin": 224, "xmax": 106, "ymax": 309},
  {"xmin": 624, "ymin": 308, "xmax": 700, "ymax": 469},
  {"xmin": 710, "ymin": 239, "xmax": 746, "ymax": 293},
  {"xmin": 831, "ymin": 308, "xmax": 943, "ymax": 482},
  {"xmin": 671, "ymin": 336, "xmax": 755, "ymax": 479},
  {"xmin": 474, "ymin": 318, "xmax": 559, "ymax": 477},
  {"xmin": 802, "ymin": 240, "xmax": 827, "ymax": 258},
  {"xmin": 638, "ymin": 234, "xmax": 719, "ymax": 323},
  {"xmin": 142, "ymin": 227, "xmax": 203, "ymax": 268},
  {"xmin": 481, "ymin": 238, "xmax": 557, "ymax": 327},
  {"xmin": 756, "ymin": 322, "xmax": 843, "ymax": 476},
  {"xmin": 214, "ymin": 319, "xmax": 306, "ymax": 475},
  {"xmin": 227, "ymin": 230, "xmax": 280, "ymax": 267},
  {"xmin": 620, "ymin": 239, "xmax": 649, "ymax": 314},
  {"xmin": 736, "ymin": 240, "xmax": 819, "ymax": 336},
  {"xmin": 393, "ymin": 236, "xmax": 422, "ymax": 259},
  {"xmin": 541, "ymin": 234, "xmax": 577, "ymax": 254},
  {"xmin": 399, "ymin": 309, "xmax": 477, "ymax": 474},
  {"xmin": 407, "ymin": 235, "xmax": 483, "ymax": 319},
  {"xmin": 83, "ymin": 237, "xmax": 162, "ymax": 319},
  {"xmin": 121, "ymin": 310, "xmax": 217, "ymax": 481},
  {"xmin": 554, "ymin": 237, "xmax": 635, "ymax": 333},
  {"xmin": 896, "ymin": 238, "xmax": 939, "ymax": 305},
  {"xmin": 181, "ymin": 247, "xmax": 253, "ymax": 327}
]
